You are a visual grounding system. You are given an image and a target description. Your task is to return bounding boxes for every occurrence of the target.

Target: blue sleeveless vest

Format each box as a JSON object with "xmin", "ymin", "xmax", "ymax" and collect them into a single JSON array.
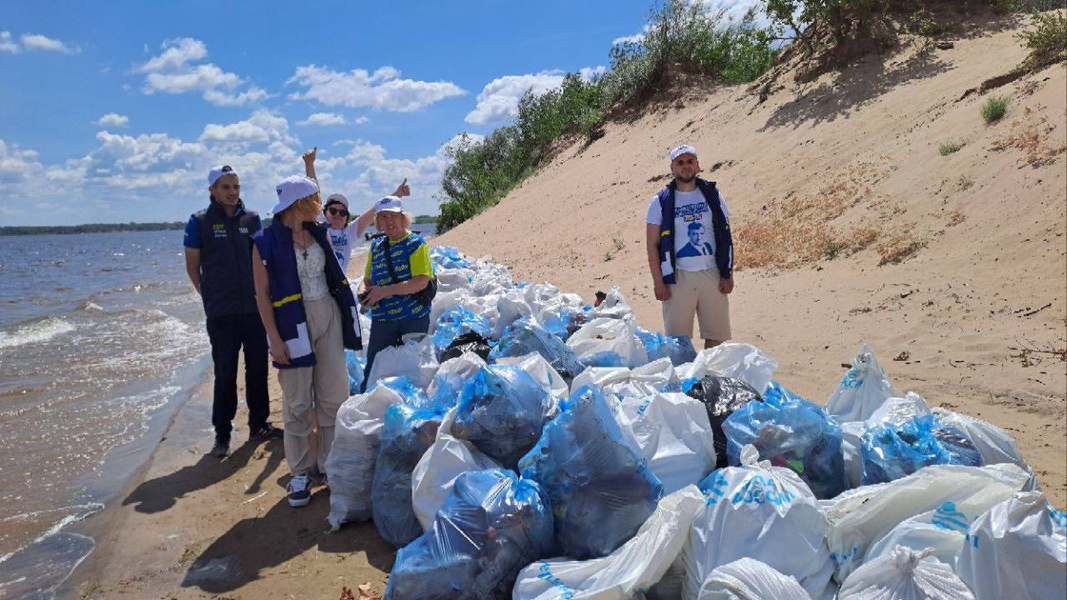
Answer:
[
  {"xmin": 656, "ymin": 178, "xmax": 733, "ymax": 285},
  {"xmin": 253, "ymin": 219, "xmax": 362, "ymax": 369}
]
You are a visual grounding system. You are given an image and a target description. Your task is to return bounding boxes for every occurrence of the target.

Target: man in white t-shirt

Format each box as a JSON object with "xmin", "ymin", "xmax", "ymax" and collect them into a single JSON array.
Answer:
[
  {"xmin": 302, "ymin": 146, "xmax": 410, "ymax": 273},
  {"xmin": 645, "ymin": 144, "xmax": 735, "ymax": 348}
]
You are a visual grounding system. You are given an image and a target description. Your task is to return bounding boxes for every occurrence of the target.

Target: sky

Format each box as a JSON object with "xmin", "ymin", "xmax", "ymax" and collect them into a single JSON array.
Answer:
[{"xmin": 0, "ymin": 0, "xmax": 759, "ymax": 226}]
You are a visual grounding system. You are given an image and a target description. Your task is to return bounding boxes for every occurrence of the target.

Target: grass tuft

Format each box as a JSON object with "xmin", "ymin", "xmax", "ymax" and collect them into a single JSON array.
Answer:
[
  {"xmin": 939, "ymin": 140, "xmax": 964, "ymax": 155},
  {"xmin": 981, "ymin": 95, "xmax": 1010, "ymax": 124}
]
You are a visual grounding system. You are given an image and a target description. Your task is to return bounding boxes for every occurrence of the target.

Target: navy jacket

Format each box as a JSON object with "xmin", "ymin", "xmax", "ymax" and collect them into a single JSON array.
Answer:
[
  {"xmin": 190, "ymin": 199, "xmax": 261, "ymax": 318},
  {"xmin": 655, "ymin": 178, "xmax": 733, "ymax": 284},
  {"xmin": 253, "ymin": 219, "xmax": 362, "ymax": 369}
]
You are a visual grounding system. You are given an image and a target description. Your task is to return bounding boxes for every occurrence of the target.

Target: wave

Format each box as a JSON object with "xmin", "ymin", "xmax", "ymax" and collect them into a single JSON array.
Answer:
[{"xmin": 0, "ymin": 318, "xmax": 75, "ymax": 350}]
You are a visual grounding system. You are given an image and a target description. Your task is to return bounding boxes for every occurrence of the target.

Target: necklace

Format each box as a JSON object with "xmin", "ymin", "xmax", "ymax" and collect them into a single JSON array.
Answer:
[{"xmin": 294, "ymin": 233, "xmax": 310, "ymax": 260}]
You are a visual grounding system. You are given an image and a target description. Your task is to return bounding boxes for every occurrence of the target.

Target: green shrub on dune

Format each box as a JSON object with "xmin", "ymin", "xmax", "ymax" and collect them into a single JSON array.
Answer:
[{"xmin": 438, "ymin": 0, "xmax": 776, "ymax": 226}]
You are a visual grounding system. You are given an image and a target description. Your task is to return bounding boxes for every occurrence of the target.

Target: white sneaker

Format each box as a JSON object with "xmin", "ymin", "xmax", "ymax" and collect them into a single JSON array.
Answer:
[{"xmin": 287, "ymin": 474, "xmax": 312, "ymax": 507}]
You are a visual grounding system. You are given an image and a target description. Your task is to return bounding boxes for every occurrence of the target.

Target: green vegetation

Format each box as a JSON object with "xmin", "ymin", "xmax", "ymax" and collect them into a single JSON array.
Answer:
[
  {"xmin": 438, "ymin": 0, "xmax": 776, "ymax": 227},
  {"xmin": 981, "ymin": 95, "xmax": 1011, "ymax": 123},
  {"xmin": 939, "ymin": 140, "xmax": 965, "ymax": 155},
  {"xmin": 1018, "ymin": 9, "xmax": 1067, "ymax": 70},
  {"xmin": 0, "ymin": 222, "xmax": 185, "ymax": 236},
  {"xmin": 413, "ymin": 215, "xmax": 438, "ymax": 225}
]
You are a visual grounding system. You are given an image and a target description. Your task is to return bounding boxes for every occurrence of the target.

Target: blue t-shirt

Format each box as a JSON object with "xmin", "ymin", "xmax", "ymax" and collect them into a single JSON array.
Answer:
[{"xmin": 364, "ymin": 232, "xmax": 433, "ymax": 321}]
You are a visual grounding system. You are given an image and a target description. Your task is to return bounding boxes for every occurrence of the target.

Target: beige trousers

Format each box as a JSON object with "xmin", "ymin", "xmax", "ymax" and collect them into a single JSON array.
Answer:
[
  {"xmin": 662, "ymin": 268, "xmax": 732, "ymax": 343},
  {"xmin": 278, "ymin": 295, "xmax": 348, "ymax": 476}
]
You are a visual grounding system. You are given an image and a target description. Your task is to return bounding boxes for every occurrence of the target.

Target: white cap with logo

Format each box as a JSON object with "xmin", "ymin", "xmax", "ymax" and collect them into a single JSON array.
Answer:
[
  {"xmin": 669, "ymin": 145, "xmax": 698, "ymax": 161},
  {"xmin": 273, "ymin": 175, "xmax": 319, "ymax": 214},
  {"xmin": 374, "ymin": 196, "xmax": 404, "ymax": 214}
]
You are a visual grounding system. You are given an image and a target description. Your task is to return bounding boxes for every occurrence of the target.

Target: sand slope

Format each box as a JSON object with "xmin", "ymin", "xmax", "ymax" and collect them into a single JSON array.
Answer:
[{"xmin": 438, "ymin": 19, "xmax": 1067, "ymax": 504}]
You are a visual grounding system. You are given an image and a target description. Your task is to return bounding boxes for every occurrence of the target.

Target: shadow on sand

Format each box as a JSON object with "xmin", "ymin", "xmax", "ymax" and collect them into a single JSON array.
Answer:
[
  {"xmin": 180, "ymin": 489, "xmax": 396, "ymax": 594},
  {"xmin": 760, "ymin": 44, "xmax": 954, "ymax": 132},
  {"xmin": 122, "ymin": 438, "xmax": 284, "ymax": 514}
]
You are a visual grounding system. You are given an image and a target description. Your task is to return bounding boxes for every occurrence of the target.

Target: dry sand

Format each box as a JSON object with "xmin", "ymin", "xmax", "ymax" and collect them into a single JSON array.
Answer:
[{"xmin": 73, "ymin": 14, "xmax": 1065, "ymax": 600}]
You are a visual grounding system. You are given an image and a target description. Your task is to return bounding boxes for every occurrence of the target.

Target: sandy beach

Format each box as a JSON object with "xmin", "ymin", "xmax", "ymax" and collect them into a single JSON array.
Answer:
[{"xmin": 70, "ymin": 14, "xmax": 1064, "ymax": 600}]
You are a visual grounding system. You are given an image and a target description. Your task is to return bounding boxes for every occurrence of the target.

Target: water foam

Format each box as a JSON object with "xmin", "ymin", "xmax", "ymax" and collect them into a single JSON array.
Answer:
[{"xmin": 0, "ymin": 318, "xmax": 75, "ymax": 350}]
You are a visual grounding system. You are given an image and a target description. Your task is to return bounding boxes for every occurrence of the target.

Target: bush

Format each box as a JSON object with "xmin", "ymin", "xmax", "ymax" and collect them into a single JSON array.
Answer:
[
  {"xmin": 437, "ymin": 0, "xmax": 775, "ymax": 227},
  {"xmin": 981, "ymin": 95, "xmax": 1010, "ymax": 123},
  {"xmin": 939, "ymin": 140, "xmax": 964, "ymax": 155},
  {"xmin": 1018, "ymin": 9, "xmax": 1067, "ymax": 70}
]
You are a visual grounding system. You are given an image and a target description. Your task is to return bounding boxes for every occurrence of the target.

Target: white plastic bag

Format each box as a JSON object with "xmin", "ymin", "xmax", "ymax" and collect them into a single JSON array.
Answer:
[
  {"xmin": 325, "ymin": 382, "xmax": 408, "ymax": 531},
  {"xmin": 931, "ymin": 407, "xmax": 1025, "ymax": 467},
  {"xmin": 865, "ymin": 501, "xmax": 988, "ymax": 568},
  {"xmin": 586, "ymin": 285, "xmax": 634, "ymax": 320},
  {"xmin": 826, "ymin": 342, "xmax": 901, "ymax": 423},
  {"xmin": 567, "ymin": 316, "xmax": 648, "ymax": 368},
  {"xmin": 825, "ymin": 463, "xmax": 1030, "ymax": 583},
  {"xmin": 493, "ymin": 351, "xmax": 569, "ymax": 401},
  {"xmin": 571, "ymin": 358, "xmax": 675, "ymax": 401},
  {"xmin": 512, "ymin": 486, "xmax": 704, "ymax": 600},
  {"xmin": 956, "ymin": 491, "xmax": 1067, "ymax": 600},
  {"xmin": 865, "ymin": 392, "xmax": 931, "ymax": 427},
  {"xmin": 365, "ymin": 333, "xmax": 438, "ymax": 390},
  {"xmin": 614, "ymin": 392, "xmax": 717, "ymax": 494},
  {"xmin": 494, "ymin": 288, "xmax": 532, "ymax": 338},
  {"xmin": 675, "ymin": 343, "xmax": 778, "ymax": 396},
  {"xmin": 410, "ymin": 407, "xmax": 500, "ymax": 531},
  {"xmin": 697, "ymin": 558, "xmax": 814, "ymax": 600},
  {"xmin": 425, "ymin": 352, "xmax": 486, "ymax": 402},
  {"xmin": 682, "ymin": 446, "xmax": 835, "ymax": 600},
  {"xmin": 838, "ymin": 546, "xmax": 975, "ymax": 600}
]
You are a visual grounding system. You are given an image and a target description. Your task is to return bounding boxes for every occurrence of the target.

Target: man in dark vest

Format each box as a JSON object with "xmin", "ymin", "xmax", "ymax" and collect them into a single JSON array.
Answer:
[
  {"xmin": 645, "ymin": 145, "xmax": 735, "ymax": 349},
  {"xmin": 184, "ymin": 165, "xmax": 281, "ymax": 458}
]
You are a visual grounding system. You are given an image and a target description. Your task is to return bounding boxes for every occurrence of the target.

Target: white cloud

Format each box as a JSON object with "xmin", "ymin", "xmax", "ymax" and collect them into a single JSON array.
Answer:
[
  {"xmin": 298, "ymin": 112, "xmax": 347, "ymax": 126},
  {"xmin": 0, "ymin": 139, "xmax": 43, "ymax": 185},
  {"xmin": 1, "ymin": 116, "xmax": 469, "ymax": 223},
  {"xmin": 1, "ymin": 31, "xmax": 80, "ymax": 54},
  {"xmin": 21, "ymin": 33, "xmax": 80, "ymax": 54},
  {"xmin": 464, "ymin": 68, "xmax": 603, "ymax": 126},
  {"xmin": 354, "ymin": 116, "xmax": 370, "ymax": 125},
  {"xmin": 94, "ymin": 113, "xmax": 130, "ymax": 128},
  {"xmin": 0, "ymin": 31, "xmax": 19, "ymax": 54},
  {"xmin": 198, "ymin": 110, "xmax": 298, "ymax": 148},
  {"xmin": 612, "ymin": 33, "xmax": 645, "ymax": 46},
  {"xmin": 287, "ymin": 65, "xmax": 466, "ymax": 112},
  {"xmin": 137, "ymin": 38, "xmax": 268, "ymax": 106}
]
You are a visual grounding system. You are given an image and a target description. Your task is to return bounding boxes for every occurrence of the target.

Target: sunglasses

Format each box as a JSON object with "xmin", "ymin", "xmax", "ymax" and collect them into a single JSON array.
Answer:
[{"xmin": 327, "ymin": 207, "xmax": 349, "ymax": 217}]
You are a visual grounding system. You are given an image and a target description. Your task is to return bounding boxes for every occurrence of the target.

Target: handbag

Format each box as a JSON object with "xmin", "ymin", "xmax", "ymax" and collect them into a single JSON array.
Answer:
[{"xmin": 382, "ymin": 238, "xmax": 437, "ymax": 306}]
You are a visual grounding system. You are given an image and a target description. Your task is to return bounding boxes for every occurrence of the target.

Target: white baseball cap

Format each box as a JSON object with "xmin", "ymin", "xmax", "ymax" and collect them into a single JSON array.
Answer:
[
  {"xmin": 207, "ymin": 165, "xmax": 238, "ymax": 187},
  {"xmin": 669, "ymin": 145, "xmax": 698, "ymax": 161},
  {"xmin": 325, "ymin": 193, "xmax": 349, "ymax": 210},
  {"xmin": 374, "ymin": 196, "xmax": 404, "ymax": 214},
  {"xmin": 273, "ymin": 175, "xmax": 319, "ymax": 214}
]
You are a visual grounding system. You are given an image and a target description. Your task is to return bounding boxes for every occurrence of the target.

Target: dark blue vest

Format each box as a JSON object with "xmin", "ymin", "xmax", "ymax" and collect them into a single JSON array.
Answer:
[
  {"xmin": 192, "ymin": 200, "xmax": 261, "ymax": 318},
  {"xmin": 656, "ymin": 178, "xmax": 733, "ymax": 285},
  {"xmin": 253, "ymin": 219, "xmax": 362, "ymax": 369}
]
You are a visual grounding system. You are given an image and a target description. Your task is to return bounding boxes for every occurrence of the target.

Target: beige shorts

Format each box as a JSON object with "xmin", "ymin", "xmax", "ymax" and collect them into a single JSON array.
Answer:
[{"xmin": 662, "ymin": 268, "xmax": 731, "ymax": 343}]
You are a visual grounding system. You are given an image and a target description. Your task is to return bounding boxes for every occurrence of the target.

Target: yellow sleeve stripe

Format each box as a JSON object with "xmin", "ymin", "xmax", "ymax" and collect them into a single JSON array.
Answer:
[{"xmin": 272, "ymin": 293, "xmax": 302, "ymax": 308}]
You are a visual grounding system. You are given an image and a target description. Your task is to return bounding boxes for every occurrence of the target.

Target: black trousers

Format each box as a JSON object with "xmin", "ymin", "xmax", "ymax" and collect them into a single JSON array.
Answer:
[{"xmin": 206, "ymin": 313, "xmax": 270, "ymax": 441}]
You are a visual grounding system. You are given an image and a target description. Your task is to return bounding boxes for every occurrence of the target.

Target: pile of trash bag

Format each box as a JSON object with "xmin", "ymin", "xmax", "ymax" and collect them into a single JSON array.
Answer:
[{"xmin": 323, "ymin": 247, "xmax": 1062, "ymax": 599}]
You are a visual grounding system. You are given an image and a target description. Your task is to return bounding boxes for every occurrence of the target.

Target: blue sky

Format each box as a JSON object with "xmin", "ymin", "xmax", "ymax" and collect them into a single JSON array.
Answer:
[{"xmin": 0, "ymin": 0, "xmax": 758, "ymax": 226}]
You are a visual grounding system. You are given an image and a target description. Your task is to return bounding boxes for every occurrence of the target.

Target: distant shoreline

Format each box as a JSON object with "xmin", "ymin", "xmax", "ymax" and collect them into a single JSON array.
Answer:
[
  {"xmin": 0, "ymin": 214, "xmax": 439, "ymax": 237},
  {"xmin": 0, "ymin": 222, "xmax": 186, "ymax": 236}
]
